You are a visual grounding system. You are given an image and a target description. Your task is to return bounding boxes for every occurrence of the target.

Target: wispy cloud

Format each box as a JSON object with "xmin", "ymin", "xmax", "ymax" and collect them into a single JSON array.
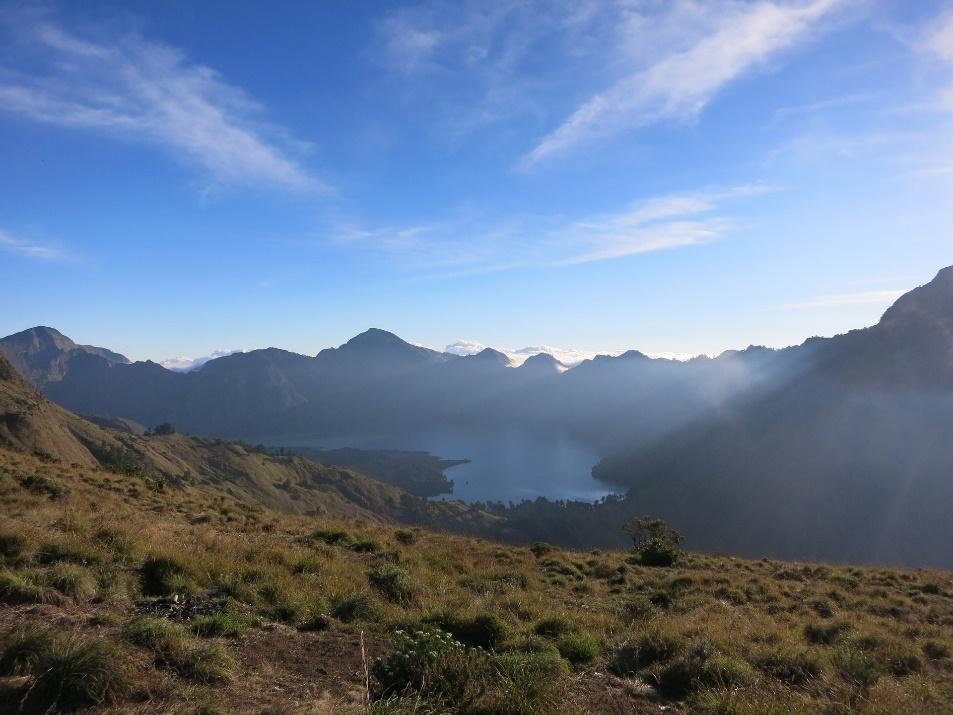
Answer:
[
  {"xmin": 782, "ymin": 289, "xmax": 908, "ymax": 310},
  {"xmin": 0, "ymin": 229, "xmax": 66, "ymax": 261},
  {"xmin": 924, "ymin": 7, "xmax": 953, "ymax": 61},
  {"xmin": 445, "ymin": 339, "xmax": 595, "ymax": 368},
  {"xmin": 160, "ymin": 349, "xmax": 242, "ymax": 372},
  {"xmin": 521, "ymin": 0, "xmax": 843, "ymax": 168},
  {"xmin": 770, "ymin": 92, "xmax": 879, "ymax": 123},
  {"xmin": 0, "ymin": 23, "xmax": 322, "ymax": 191},
  {"xmin": 331, "ymin": 184, "xmax": 771, "ymax": 273},
  {"xmin": 444, "ymin": 339, "xmax": 698, "ymax": 366}
]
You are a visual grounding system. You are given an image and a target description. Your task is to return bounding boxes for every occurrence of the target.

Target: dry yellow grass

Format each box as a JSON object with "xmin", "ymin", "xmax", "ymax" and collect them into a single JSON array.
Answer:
[{"xmin": 1, "ymin": 448, "xmax": 953, "ymax": 713}]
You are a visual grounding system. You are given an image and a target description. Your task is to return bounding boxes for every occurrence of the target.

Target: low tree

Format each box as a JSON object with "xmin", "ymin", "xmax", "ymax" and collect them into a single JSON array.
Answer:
[
  {"xmin": 623, "ymin": 516, "xmax": 683, "ymax": 567},
  {"xmin": 149, "ymin": 422, "xmax": 176, "ymax": 436}
]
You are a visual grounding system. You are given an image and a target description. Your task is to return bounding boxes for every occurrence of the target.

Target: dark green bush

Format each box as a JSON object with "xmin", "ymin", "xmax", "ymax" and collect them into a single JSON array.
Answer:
[
  {"xmin": 923, "ymin": 640, "xmax": 951, "ymax": 660},
  {"xmin": 555, "ymin": 633, "xmax": 600, "ymax": 665},
  {"xmin": 0, "ymin": 530, "xmax": 28, "ymax": 561},
  {"xmin": 18, "ymin": 474, "xmax": 66, "ymax": 499},
  {"xmin": 37, "ymin": 541, "xmax": 102, "ymax": 566},
  {"xmin": 140, "ymin": 555, "xmax": 192, "ymax": 596},
  {"xmin": 43, "ymin": 563, "xmax": 97, "ymax": 601},
  {"xmin": 0, "ymin": 570, "xmax": 61, "ymax": 605},
  {"xmin": 804, "ymin": 620, "xmax": 851, "ymax": 645},
  {"xmin": 754, "ymin": 647, "xmax": 824, "ymax": 684},
  {"xmin": 427, "ymin": 613, "xmax": 508, "ymax": 650},
  {"xmin": 353, "ymin": 538, "xmax": 384, "ymax": 554},
  {"xmin": 331, "ymin": 594, "xmax": 380, "ymax": 622},
  {"xmin": 368, "ymin": 564, "xmax": 415, "ymax": 603},
  {"xmin": 618, "ymin": 595, "xmax": 657, "ymax": 621},
  {"xmin": 189, "ymin": 612, "xmax": 259, "ymax": 638},
  {"xmin": 372, "ymin": 628, "xmax": 487, "ymax": 704},
  {"xmin": 0, "ymin": 627, "xmax": 128, "ymax": 712},
  {"xmin": 530, "ymin": 542, "xmax": 554, "ymax": 557},
  {"xmin": 123, "ymin": 616, "xmax": 234, "ymax": 683},
  {"xmin": 533, "ymin": 616, "xmax": 573, "ymax": 640},
  {"xmin": 394, "ymin": 529, "xmax": 418, "ymax": 545},
  {"xmin": 832, "ymin": 646, "xmax": 882, "ymax": 687},
  {"xmin": 311, "ymin": 528, "xmax": 354, "ymax": 546}
]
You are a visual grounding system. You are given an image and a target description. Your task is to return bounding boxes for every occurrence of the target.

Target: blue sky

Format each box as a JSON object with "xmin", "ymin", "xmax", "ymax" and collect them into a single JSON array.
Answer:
[{"xmin": 1, "ymin": 0, "xmax": 952, "ymax": 364}]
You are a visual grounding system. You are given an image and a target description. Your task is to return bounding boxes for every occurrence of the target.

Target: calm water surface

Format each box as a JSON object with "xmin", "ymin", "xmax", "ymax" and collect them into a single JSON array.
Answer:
[{"xmin": 280, "ymin": 428, "xmax": 617, "ymax": 504}]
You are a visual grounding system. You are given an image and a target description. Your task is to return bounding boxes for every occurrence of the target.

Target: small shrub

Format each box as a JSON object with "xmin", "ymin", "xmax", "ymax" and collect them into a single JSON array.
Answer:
[
  {"xmin": 368, "ymin": 564, "xmax": 415, "ymax": 603},
  {"xmin": 0, "ymin": 627, "xmax": 53, "ymax": 674},
  {"xmin": 178, "ymin": 641, "xmax": 236, "ymax": 683},
  {"xmin": 636, "ymin": 629, "xmax": 683, "ymax": 667},
  {"xmin": 832, "ymin": 646, "xmax": 882, "ymax": 687},
  {"xmin": 372, "ymin": 628, "xmax": 488, "ymax": 704},
  {"xmin": 43, "ymin": 563, "xmax": 97, "ymax": 601},
  {"xmin": 702, "ymin": 654, "xmax": 756, "ymax": 689},
  {"xmin": 37, "ymin": 541, "xmax": 102, "ymax": 566},
  {"xmin": 530, "ymin": 542, "xmax": 554, "ymax": 557},
  {"xmin": 754, "ymin": 646, "xmax": 824, "ymax": 684},
  {"xmin": 0, "ymin": 569, "xmax": 60, "ymax": 605},
  {"xmin": 619, "ymin": 595, "xmax": 657, "ymax": 622},
  {"xmin": 311, "ymin": 528, "xmax": 354, "ymax": 546},
  {"xmin": 804, "ymin": 620, "xmax": 851, "ymax": 645},
  {"xmin": 0, "ymin": 627, "xmax": 128, "ymax": 712},
  {"xmin": 93, "ymin": 527, "xmax": 139, "ymax": 560},
  {"xmin": 18, "ymin": 474, "xmax": 66, "ymax": 499},
  {"xmin": 922, "ymin": 639, "xmax": 951, "ymax": 660},
  {"xmin": 504, "ymin": 635, "xmax": 560, "ymax": 656},
  {"xmin": 140, "ymin": 555, "xmax": 193, "ymax": 596},
  {"xmin": 331, "ymin": 594, "xmax": 380, "ymax": 622},
  {"xmin": 394, "ymin": 529, "xmax": 417, "ymax": 545},
  {"xmin": 353, "ymin": 538, "xmax": 384, "ymax": 554},
  {"xmin": 123, "ymin": 616, "xmax": 234, "ymax": 683},
  {"xmin": 624, "ymin": 516, "xmax": 683, "ymax": 567},
  {"xmin": 808, "ymin": 597, "xmax": 836, "ymax": 618},
  {"xmin": 533, "ymin": 616, "xmax": 573, "ymax": 640},
  {"xmin": 0, "ymin": 530, "xmax": 28, "ymax": 561},
  {"xmin": 482, "ymin": 650, "xmax": 569, "ymax": 711},
  {"xmin": 556, "ymin": 633, "xmax": 600, "ymax": 665},
  {"xmin": 189, "ymin": 613, "xmax": 259, "ymax": 638},
  {"xmin": 656, "ymin": 655, "xmax": 705, "ymax": 698},
  {"xmin": 123, "ymin": 616, "xmax": 182, "ymax": 649},
  {"xmin": 428, "ymin": 613, "xmax": 508, "ymax": 650},
  {"xmin": 258, "ymin": 583, "xmax": 310, "ymax": 622}
]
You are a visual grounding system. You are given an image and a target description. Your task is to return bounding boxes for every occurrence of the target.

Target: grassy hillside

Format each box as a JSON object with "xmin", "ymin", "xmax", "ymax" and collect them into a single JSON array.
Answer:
[
  {"xmin": 1, "ymin": 448, "xmax": 952, "ymax": 714},
  {"xmin": 0, "ymin": 353, "xmax": 500, "ymax": 532}
]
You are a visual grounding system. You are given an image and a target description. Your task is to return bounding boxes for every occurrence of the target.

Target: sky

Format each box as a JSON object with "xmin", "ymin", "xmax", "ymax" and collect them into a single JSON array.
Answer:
[{"xmin": 1, "ymin": 0, "xmax": 952, "ymax": 365}]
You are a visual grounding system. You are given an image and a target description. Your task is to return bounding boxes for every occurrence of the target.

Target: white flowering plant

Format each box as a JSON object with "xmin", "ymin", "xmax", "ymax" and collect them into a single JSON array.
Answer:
[{"xmin": 371, "ymin": 627, "xmax": 488, "ymax": 703}]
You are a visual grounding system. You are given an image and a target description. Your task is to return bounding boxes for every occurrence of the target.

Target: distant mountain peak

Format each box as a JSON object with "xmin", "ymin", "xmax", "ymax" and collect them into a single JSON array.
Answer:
[
  {"xmin": 341, "ymin": 328, "xmax": 410, "ymax": 350},
  {"xmin": 518, "ymin": 352, "xmax": 566, "ymax": 373},
  {"xmin": 0, "ymin": 326, "xmax": 129, "ymax": 387},
  {"xmin": 878, "ymin": 264, "xmax": 953, "ymax": 330},
  {"xmin": 7, "ymin": 326, "xmax": 76, "ymax": 351},
  {"xmin": 472, "ymin": 347, "xmax": 511, "ymax": 365}
]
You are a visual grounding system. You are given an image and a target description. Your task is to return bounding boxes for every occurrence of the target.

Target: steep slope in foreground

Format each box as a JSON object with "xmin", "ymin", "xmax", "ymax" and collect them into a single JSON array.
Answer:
[
  {"xmin": 596, "ymin": 266, "xmax": 953, "ymax": 567},
  {"xmin": 0, "ymin": 353, "xmax": 498, "ymax": 529},
  {"xmin": 1, "ymin": 447, "xmax": 952, "ymax": 714}
]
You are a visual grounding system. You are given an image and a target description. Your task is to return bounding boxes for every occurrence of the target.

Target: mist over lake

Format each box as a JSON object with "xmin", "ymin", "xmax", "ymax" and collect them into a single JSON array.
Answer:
[{"xmin": 267, "ymin": 428, "xmax": 616, "ymax": 504}]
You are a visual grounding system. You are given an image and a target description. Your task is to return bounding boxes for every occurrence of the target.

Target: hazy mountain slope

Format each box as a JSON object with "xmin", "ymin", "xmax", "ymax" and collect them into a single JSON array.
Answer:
[
  {"xmin": 0, "ymin": 353, "xmax": 499, "ymax": 529},
  {"xmin": 594, "ymin": 266, "xmax": 953, "ymax": 567},
  {"xmin": 0, "ymin": 326, "xmax": 128, "ymax": 387},
  {"xmin": 4, "ymin": 323, "xmax": 796, "ymax": 453}
]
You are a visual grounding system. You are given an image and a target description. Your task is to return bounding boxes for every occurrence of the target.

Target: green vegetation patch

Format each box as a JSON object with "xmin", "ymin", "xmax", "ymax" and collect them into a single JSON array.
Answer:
[
  {"xmin": 18, "ymin": 473, "xmax": 67, "ymax": 499},
  {"xmin": 0, "ymin": 626, "xmax": 129, "ymax": 713}
]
